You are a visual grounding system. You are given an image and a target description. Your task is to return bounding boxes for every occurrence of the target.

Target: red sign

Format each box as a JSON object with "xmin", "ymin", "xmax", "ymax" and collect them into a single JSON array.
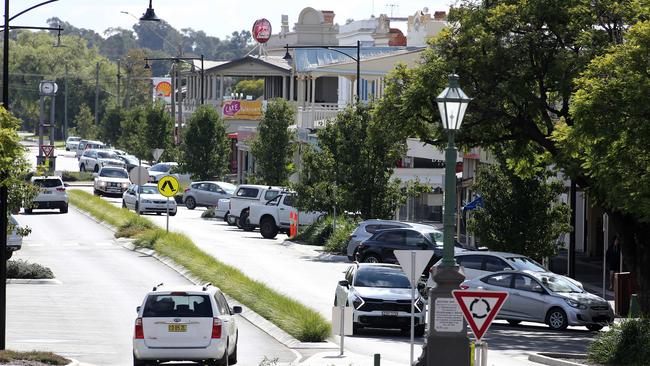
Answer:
[
  {"xmin": 40, "ymin": 145, "xmax": 55, "ymax": 158},
  {"xmin": 252, "ymin": 18, "xmax": 272, "ymax": 44},
  {"xmin": 452, "ymin": 290, "xmax": 508, "ymax": 341}
]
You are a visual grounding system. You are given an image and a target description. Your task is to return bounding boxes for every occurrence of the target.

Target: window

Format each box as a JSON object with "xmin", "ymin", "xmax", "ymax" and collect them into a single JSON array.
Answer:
[
  {"xmin": 139, "ymin": 186, "xmax": 158, "ymax": 195},
  {"xmin": 484, "ymin": 256, "xmax": 511, "ymax": 272},
  {"xmin": 33, "ymin": 178, "xmax": 62, "ymax": 188},
  {"xmin": 483, "ymin": 274, "xmax": 513, "ymax": 288},
  {"xmin": 236, "ymin": 187, "xmax": 259, "ymax": 198},
  {"xmin": 150, "ymin": 164, "xmax": 171, "ymax": 172},
  {"xmin": 264, "ymin": 190, "xmax": 280, "ymax": 201},
  {"xmin": 143, "ymin": 294, "xmax": 213, "ymax": 317},
  {"xmin": 283, "ymin": 195, "xmax": 295, "ymax": 207},
  {"xmin": 354, "ymin": 267, "xmax": 410, "ymax": 288},
  {"xmin": 506, "ymin": 256, "xmax": 547, "ymax": 272},
  {"xmin": 82, "ymin": 150, "xmax": 91, "ymax": 157},
  {"xmin": 405, "ymin": 231, "xmax": 426, "ymax": 246},
  {"xmin": 219, "ymin": 183, "xmax": 237, "ymax": 195},
  {"xmin": 99, "ymin": 168, "xmax": 128, "ymax": 178},
  {"xmin": 457, "ymin": 255, "xmax": 483, "ymax": 270},
  {"xmin": 365, "ymin": 225, "xmax": 381, "ymax": 234},
  {"xmin": 97, "ymin": 151, "xmax": 118, "ymax": 159},
  {"xmin": 377, "ymin": 230, "xmax": 406, "ymax": 244},
  {"xmin": 381, "ymin": 224, "xmax": 404, "ymax": 230},
  {"xmin": 513, "ymin": 274, "xmax": 542, "ymax": 292},
  {"xmin": 215, "ymin": 292, "xmax": 230, "ymax": 315},
  {"xmin": 208, "ymin": 184, "xmax": 221, "ymax": 193}
]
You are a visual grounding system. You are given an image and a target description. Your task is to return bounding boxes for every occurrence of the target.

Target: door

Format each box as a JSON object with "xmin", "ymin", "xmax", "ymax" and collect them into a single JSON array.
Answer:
[
  {"xmin": 278, "ymin": 195, "xmax": 294, "ymax": 226},
  {"xmin": 378, "ymin": 230, "xmax": 407, "ymax": 263},
  {"xmin": 509, "ymin": 274, "xmax": 548, "ymax": 321},
  {"xmin": 481, "ymin": 273, "xmax": 515, "ymax": 318},
  {"xmin": 124, "ymin": 186, "xmax": 137, "ymax": 208},
  {"xmin": 456, "ymin": 255, "xmax": 486, "ymax": 279},
  {"xmin": 206, "ymin": 183, "xmax": 227, "ymax": 206},
  {"xmin": 193, "ymin": 183, "xmax": 210, "ymax": 205}
]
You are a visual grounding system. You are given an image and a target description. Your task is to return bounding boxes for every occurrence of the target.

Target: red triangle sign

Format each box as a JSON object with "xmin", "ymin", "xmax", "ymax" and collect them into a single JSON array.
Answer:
[{"xmin": 452, "ymin": 290, "xmax": 509, "ymax": 341}]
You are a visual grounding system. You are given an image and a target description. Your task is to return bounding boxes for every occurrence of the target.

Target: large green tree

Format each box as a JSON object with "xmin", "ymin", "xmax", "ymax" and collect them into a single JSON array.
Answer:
[
  {"xmin": 73, "ymin": 104, "xmax": 98, "ymax": 139},
  {"xmin": 180, "ymin": 105, "xmax": 229, "ymax": 180},
  {"xmin": 566, "ymin": 21, "xmax": 650, "ymax": 309},
  {"xmin": 99, "ymin": 106, "xmax": 125, "ymax": 146},
  {"xmin": 468, "ymin": 163, "xmax": 571, "ymax": 261},
  {"xmin": 251, "ymin": 99, "xmax": 294, "ymax": 185}
]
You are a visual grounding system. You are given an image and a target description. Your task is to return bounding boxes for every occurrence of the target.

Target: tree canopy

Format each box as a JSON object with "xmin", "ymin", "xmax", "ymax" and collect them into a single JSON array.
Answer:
[
  {"xmin": 180, "ymin": 105, "xmax": 229, "ymax": 180},
  {"xmin": 251, "ymin": 99, "xmax": 295, "ymax": 185}
]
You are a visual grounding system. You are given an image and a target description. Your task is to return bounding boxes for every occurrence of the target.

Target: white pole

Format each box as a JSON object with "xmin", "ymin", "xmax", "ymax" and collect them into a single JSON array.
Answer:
[
  {"xmin": 166, "ymin": 197, "xmax": 170, "ymax": 232},
  {"xmin": 410, "ymin": 251, "xmax": 415, "ymax": 365},
  {"xmin": 339, "ymin": 303, "xmax": 345, "ymax": 356}
]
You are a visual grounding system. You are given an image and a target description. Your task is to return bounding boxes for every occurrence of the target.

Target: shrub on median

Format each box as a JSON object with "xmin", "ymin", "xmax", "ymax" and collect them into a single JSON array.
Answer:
[
  {"xmin": 0, "ymin": 350, "xmax": 68, "ymax": 365},
  {"xmin": 588, "ymin": 318, "xmax": 650, "ymax": 365},
  {"xmin": 7, "ymin": 259, "xmax": 54, "ymax": 279},
  {"xmin": 69, "ymin": 189, "xmax": 331, "ymax": 342},
  {"xmin": 296, "ymin": 216, "xmax": 357, "ymax": 253}
]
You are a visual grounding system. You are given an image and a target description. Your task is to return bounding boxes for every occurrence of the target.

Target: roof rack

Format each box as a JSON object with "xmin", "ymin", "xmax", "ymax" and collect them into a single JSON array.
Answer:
[
  {"xmin": 152, "ymin": 282, "xmax": 164, "ymax": 291},
  {"xmin": 202, "ymin": 283, "xmax": 212, "ymax": 291}
]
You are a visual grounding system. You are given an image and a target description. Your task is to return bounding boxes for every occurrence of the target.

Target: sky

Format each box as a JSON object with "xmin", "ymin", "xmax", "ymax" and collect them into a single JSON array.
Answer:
[{"xmin": 13, "ymin": 0, "xmax": 452, "ymax": 39}]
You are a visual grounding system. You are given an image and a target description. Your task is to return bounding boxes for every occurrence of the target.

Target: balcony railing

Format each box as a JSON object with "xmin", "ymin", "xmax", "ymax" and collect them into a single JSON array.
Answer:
[{"xmin": 296, "ymin": 103, "xmax": 341, "ymax": 129}]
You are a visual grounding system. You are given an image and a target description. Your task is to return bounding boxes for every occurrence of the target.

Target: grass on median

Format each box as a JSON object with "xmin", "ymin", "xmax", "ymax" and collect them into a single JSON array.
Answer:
[
  {"xmin": 0, "ymin": 350, "xmax": 69, "ymax": 365},
  {"xmin": 68, "ymin": 190, "xmax": 331, "ymax": 342}
]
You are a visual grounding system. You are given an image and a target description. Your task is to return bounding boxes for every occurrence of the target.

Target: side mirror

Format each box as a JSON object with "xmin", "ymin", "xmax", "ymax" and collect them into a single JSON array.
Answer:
[
  {"xmin": 338, "ymin": 280, "xmax": 349, "ymax": 288},
  {"xmin": 136, "ymin": 306, "xmax": 141, "ymax": 313},
  {"xmin": 232, "ymin": 306, "xmax": 243, "ymax": 314}
]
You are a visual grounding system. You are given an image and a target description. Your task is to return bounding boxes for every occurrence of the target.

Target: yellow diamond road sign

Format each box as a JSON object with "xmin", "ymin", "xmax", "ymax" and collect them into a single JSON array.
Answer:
[{"xmin": 157, "ymin": 176, "xmax": 180, "ymax": 198}]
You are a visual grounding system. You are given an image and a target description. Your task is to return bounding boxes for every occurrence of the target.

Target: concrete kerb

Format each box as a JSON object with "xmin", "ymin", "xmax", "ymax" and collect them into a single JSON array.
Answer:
[
  {"xmin": 72, "ymin": 204, "xmax": 337, "ymax": 354},
  {"xmin": 281, "ymin": 240, "xmax": 348, "ymax": 263},
  {"xmin": 64, "ymin": 358, "xmax": 80, "ymax": 366},
  {"xmin": 529, "ymin": 353, "xmax": 589, "ymax": 366},
  {"xmin": 7, "ymin": 278, "xmax": 62, "ymax": 285}
]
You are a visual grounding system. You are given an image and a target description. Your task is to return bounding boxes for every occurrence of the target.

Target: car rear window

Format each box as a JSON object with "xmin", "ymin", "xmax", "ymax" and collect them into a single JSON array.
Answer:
[
  {"xmin": 33, "ymin": 178, "xmax": 62, "ymax": 188},
  {"xmin": 143, "ymin": 294, "xmax": 213, "ymax": 317},
  {"xmin": 237, "ymin": 187, "xmax": 259, "ymax": 198}
]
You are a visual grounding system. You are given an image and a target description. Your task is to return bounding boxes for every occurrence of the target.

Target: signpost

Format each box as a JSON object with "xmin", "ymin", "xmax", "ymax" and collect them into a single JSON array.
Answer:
[
  {"xmin": 40, "ymin": 145, "xmax": 54, "ymax": 158},
  {"xmin": 152, "ymin": 148, "xmax": 164, "ymax": 162},
  {"xmin": 452, "ymin": 290, "xmax": 509, "ymax": 366},
  {"xmin": 333, "ymin": 284, "xmax": 353, "ymax": 356},
  {"xmin": 157, "ymin": 175, "xmax": 179, "ymax": 232},
  {"xmin": 394, "ymin": 250, "xmax": 434, "ymax": 366}
]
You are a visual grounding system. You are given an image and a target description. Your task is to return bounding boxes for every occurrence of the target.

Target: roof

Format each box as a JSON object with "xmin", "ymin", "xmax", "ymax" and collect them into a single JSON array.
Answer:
[
  {"xmin": 202, "ymin": 55, "xmax": 291, "ymax": 75},
  {"xmin": 293, "ymin": 46, "xmax": 424, "ymax": 74},
  {"xmin": 455, "ymin": 251, "xmax": 530, "ymax": 258}
]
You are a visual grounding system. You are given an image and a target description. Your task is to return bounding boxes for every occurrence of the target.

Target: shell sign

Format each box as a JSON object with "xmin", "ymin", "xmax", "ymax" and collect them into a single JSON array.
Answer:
[
  {"xmin": 222, "ymin": 100, "xmax": 263, "ymax": 120},
  {"xmin": 152, "ymin": 77, "xmax": 172, "ymax": 104},
  {"xmin": 252, "ymin": 18, "xmax": 272, "ymax": 44}
]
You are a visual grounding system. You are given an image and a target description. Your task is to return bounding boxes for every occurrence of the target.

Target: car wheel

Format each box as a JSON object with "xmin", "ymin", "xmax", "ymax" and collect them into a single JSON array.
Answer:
[
  {"xmin": 170, "ymin": 211, "xmax": 177, "ymax": 217},
  {"xmin": 79, "ymin": 164, "xmax": 85, "ymax": 172},
  {"xmin": 5, "ymin": 249, "xmax": 12, "ymax": 260},
  {"xmin": 546, "ymin": 307, "xmax": 568, "ymax": 330},
  {"xmin": 135, "ymin": 203, "xmax": 142, "ymax": 215},
  {"xmin": 240, "ymin": 210, "xmax": 255, "ymax": 231},
  {"xmin": 133, "ymin": 353, "xmax": 146, "ymax": 366},
  {"xmin": 93, "ymin": 189, "xmax": 100, "ymax": 196},
  {"xmin": 227, "ymin": 214, "xmax": 236, "ymax": 226},
  {"xmin": 415, "ymin": 324, "xmax": 426, "ymax": 337},
  {"xmin": 228, "ymin": 337, "xmax": 238, "ymax": 365},
  {"xmin": 223, "ymin": 211, "xmax": 230, "ymax": 223},
  {"xmin": 60, "ymin": 204, "xmax": 68, "ymax": 214},
  {"xmin": 352, "ymin": 323, "xmax": 361, "ymax": 335},
  {"xmin": 185, "ymin": 196, "xmax": 196, "ymax": 210},
  {"xmin": 507, "ymin": 320, "xmax": 522, "ymax": 326},
  {"xmin": 214, "ymin": 339, "xmax": 229, "ymax": 366},
  {"xmin": 122, "ymin": 200, "xmax": 127, "ymax": 209},
  {"xmin": 93, "ymin": 165, "xmax": 99, "ymax": 173},
  {"xmin": 260, "ymin": 217, "xmax": 278, "ymax": 239},
  {"xmin": 362, "ymin": 254, "xmax": 381, "ymax": 263},
  {"xmin": 586, "ymin": 324, "xmax": 604, "ymax": 332}
]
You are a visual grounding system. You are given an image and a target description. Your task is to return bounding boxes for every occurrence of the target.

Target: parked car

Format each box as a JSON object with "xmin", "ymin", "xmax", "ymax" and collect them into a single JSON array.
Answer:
[
  {"xmin": 148, "ymin": 162, "xmax": 178, "ymax": 183},
  {"xmin": 75, "ymin": 139, "xmax": 105, "ymax": 159},
  {"xmin": 213, "ymin": 199, "xmax": 233, "ymax": 224},
  {"xmin": 347, "ymin": 220, "xmax": 443, "ymax": 261},
  {"xmin": 462, "ymin": 270, "xmax": 613, "ymax": 331},
  {"xmin": 337, "ymin": 263, "xmax": 427, "ymax": 335},
  {"xmin": 183, "ymin": 181, "xmax": 237, "ymax": 210},
  {"xmin": 93, "ymin": 167, "xmax": 130, "ymax": 196},
  {"xmin": 26, "ymin": 176, "xmax": 68, "ymax": 214},
  {"xmin": 352, "ymin": 227, "xmax": 451, "ymax": 274},
  {"xmin": 79, "ymin": 149, "xmax": 126, "ymax": 172},
  {"xmin": 248, "ymin": 192, "xmax": 325, "ymax": 239},
  {"xmin": 122, "ymin": 183, "xmax": 177, "ymax": 216},
  {"xmin": 133, "ymin": 283, "xmax": 242, "ymax": 365},
  {"xmin": 7, "ymin": 215, "xmax": 23, "ymax": 259},
  {"xmin": 117, "ymin": 154, "xmax": 150, "ymax": 173},
  {"xmin": 228, "ymin": 185, "xmax": 282, "ymax": 231},
  {"xmin": 65, "ymin": 136, "xmax": 81, "ymax": 151}
]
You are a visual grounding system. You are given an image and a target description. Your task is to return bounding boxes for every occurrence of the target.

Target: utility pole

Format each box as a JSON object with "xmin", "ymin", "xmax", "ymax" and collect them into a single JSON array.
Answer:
[
  {"xmin": 94, "ymin": 62, "xmax": 99, "ymax": 125},
  {"xmin": 117, "ymin": 60, "xmax": 121, "ymax": 108},
  {"xmin": 64, "ymin": 64, "xmax": 68, "ymax": 140},
  {"xmin": 569, "ymin": 180, "xmax": 577, "ymax": 278},
  {"xmin": 1, "ymin": 0, "xmax": 11, "ymax": 349}
]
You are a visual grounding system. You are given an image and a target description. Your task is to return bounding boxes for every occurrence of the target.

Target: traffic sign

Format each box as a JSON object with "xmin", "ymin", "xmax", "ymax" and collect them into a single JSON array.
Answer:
[
  {"xmin": 129, "ymin": 166, "xmax": 149, "ymax": 185},
  {"xmin": 152, "ymin": 148, "xmax": 164, "ymax": 162},
  {"xmin": 40, "ymin": 145, "xmax": 54, "ymax": 158},
  {"xmin": 452, "ymin": 290, "xmax": 509, "ymax": 341},
  {"xmin": 157, "ymin": 175, "xmax": 179, "ymax": 197},
  {"xmin": 394, "ymin": 250, "xmax": 434, "ymax": 286}
]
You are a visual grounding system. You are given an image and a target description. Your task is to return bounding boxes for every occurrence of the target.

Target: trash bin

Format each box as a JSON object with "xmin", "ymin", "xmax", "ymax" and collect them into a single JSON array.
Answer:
[{"xmin": 615, "ymin": 272, "xmax": 636, "ymax": 316}]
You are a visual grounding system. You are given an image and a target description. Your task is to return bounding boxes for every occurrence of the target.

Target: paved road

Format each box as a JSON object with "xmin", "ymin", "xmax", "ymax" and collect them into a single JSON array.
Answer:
[{"xmin": 8, "ymin": 208, "xmax": 296, "ymax": 366}]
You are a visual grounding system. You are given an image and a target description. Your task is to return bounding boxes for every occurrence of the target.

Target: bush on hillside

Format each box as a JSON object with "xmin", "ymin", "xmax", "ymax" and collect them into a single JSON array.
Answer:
[{"xmin": 588, "ymin": 318, "xmax": 650, "ymax": 365}]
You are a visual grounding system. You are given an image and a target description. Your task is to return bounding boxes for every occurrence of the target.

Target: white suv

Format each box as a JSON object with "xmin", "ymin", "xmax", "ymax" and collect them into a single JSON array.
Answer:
[
  {"xmin": 79, "ymin": 149, "xmax": 125, "ymax": 172},
  {"xmin": 133, "ymin": 284, "xmax": 241, "ymax": 365},
  {"xmin": 26, "ymin": 176, "xmax": 68, "ymax": 214}
]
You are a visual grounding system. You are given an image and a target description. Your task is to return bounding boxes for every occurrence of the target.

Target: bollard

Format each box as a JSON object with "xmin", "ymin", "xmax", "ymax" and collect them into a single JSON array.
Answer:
[
  {"xmin": 470, "ymin": 342, "xmax": 475, "ymax": 366},
  {"xmin": 374, "ymin": 353, "xmax": 380, "ymax": 366},
  {"xmin": 474, "ymin": 341, "xmax": 488, "ymax": 366},
  {"xmin": 629, "ymin": 294, "xmax": 641, "ymax": 318}
]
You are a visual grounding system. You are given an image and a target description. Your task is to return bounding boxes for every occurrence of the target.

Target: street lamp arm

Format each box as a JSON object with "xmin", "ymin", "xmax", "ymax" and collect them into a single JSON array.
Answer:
[
  {"xmin": 145, "ymin": 57, "xmax": 204, "ymax": 70},
  {"xmin": 9, "ymin": 0, "xmax": 59, "ymax": 21},
  {"xmin": 289, "ymin": 45, "xmax": 359, "ymax": 62}
]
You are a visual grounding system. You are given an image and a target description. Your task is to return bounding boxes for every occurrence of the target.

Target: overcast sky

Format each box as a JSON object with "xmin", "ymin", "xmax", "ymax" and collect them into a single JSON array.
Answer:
[{"xmin": 14, "ymin": 0, "xmax": 452, "ymax": 39}]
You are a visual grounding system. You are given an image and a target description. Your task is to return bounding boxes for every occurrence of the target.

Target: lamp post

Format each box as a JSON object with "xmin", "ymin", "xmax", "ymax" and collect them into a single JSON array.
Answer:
[
  {"xmin": 140, "ymin": 0, "xmax": 160, "ymax": 22},
  {"xmin": 415, "ymin": 73, "xmax": 472, "ymax": 366},
  {"xmin": 283, "ymin": 41, "xmax": 361, "ymax": 102}
]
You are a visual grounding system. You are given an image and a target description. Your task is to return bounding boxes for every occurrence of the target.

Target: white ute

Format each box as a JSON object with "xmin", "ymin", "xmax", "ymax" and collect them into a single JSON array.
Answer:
[
  {"xmin": 248, "ymin": 192, "xmax": 324, "ymax": 239},
  {"xmin": 228, "ymin": 185, "xmax": 282, "ymax": 231}
]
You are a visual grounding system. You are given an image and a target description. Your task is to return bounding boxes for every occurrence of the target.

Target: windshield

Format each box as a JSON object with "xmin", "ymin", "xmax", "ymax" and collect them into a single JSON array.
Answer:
[
  {"xmin": 143, "ymin": 294, "xmax": 213, "ymax": 318},
  {"xmin": 138, "ymin": 186, "xmax": 159, "ymax": 195},
  {"xmin": 221, "ymin": 183, "xmax": 237, "ymax": 195},
  {"xmin": 122, "ymin": 155, "xmax": 139, "ymax": 165},
  {"xmin": 507, "ymin": 256, "xmax": 547, "ymax": 272},
  {"xmin": 99, "ymin": 168, "xmax": 128, "ymax": 178},
  {"xmin": 67, "ymin": 137, "xmax": 80, "ymax": 142},
  {"xmin": 354, "ymin": 267, "xmax": 410, "ymax": 288},
  {"xmin": 97, "ymin": 151, "xmax": 118, "ymax": 159},
  {"xmin": 33, "ymin": 178, "xmax": 62, "ymax": 188},
  {"xmin": 150, "ymin": 164, "xmax": 171, "ymax": 172},
  {"xmin": 427, "ymin": 231, "xmax": 443, "ymax": 243},
  {"xmin": 531, "ymin": 273, "xmax": 583, "ymax": 293}
]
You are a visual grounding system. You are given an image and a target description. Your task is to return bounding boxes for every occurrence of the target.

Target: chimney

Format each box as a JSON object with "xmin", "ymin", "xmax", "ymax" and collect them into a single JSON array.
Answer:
[
  {"xmin": 433, "ymin": 11, "xmax": 446, "ymax": 21},
  {"xmin": 322, "ymin": 10, "xmax": 335, "ymax": 24}
]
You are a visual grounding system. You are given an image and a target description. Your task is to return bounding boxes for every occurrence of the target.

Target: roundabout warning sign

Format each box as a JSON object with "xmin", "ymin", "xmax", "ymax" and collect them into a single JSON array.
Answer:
[{"xmin": 452, "ymin": 290, "xmax": 509, "ymax": 341}]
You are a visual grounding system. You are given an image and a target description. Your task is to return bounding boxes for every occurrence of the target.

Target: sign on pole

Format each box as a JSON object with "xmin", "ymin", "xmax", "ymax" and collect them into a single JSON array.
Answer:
[
  {"xmin": 40, "ymin": 145, "xmax": 54, "ymax": 158},
  {"xmin": 129, "ymin": 166, "xmax": 149, "ymax": 185},
  {"xmin": 157, "ymin": 176, "xmax": 179, "ymax": 198},
  {"xmin": 394, "ymin": 250, "xmax": 434, "ymax": 366},
  {"xmin": 452, "ymin": 290, "xmax": 509, "ymax": 341},
  {"xmin": 152, "ymin": 148, "xmax": 165, "ymax": 162}
]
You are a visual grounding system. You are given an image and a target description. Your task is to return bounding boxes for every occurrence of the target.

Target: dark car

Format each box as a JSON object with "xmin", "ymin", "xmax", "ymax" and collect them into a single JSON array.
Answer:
[
  {"xmin": 353, "ymin": 228, "xmax": 463, "ymax": 274},
  {"xmin": 118, "ymin": 154, "xmax": 150, "ymax": 173}
]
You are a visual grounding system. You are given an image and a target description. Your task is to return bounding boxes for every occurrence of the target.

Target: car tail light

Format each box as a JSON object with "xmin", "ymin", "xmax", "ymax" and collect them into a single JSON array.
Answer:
[
  {"xmin": 459, "ymin": 284, "xmax": 469, "ymax": 290},
  {"xmin": 134, "ymin": 318, "xmax": 144, "ymax": 339},
  {"xmin": 211, "ymin": 317, "xmax": 222, "ymax": 339},
  {"xmin": 170, "ymin": 292, "xmax": 187, "ymax": 296},
  {"xmin": 56, "ymin": 187, "xmax": 65, "ymax": 192}
]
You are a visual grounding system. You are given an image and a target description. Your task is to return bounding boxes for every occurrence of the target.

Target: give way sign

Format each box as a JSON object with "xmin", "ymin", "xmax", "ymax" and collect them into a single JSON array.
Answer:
[{"xmin": 452, "ymin": 290, "xmax": 508, "ymax": 341}]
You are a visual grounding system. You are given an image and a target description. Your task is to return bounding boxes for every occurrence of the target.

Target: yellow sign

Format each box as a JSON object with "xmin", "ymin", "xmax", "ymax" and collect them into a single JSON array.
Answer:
[
  {"xmin": 222, "ymin": 100, "xmax": 263, "ymax": 120},
  {"xmin": 157, "ymin": 176, "xmax": 180, "ymax": 197}
]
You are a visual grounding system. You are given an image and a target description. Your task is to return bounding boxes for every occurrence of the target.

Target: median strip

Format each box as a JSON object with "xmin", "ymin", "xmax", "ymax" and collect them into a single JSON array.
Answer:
[{"xmin": 68, "ymin": 190, "xmax": 331, "ymax": 342}]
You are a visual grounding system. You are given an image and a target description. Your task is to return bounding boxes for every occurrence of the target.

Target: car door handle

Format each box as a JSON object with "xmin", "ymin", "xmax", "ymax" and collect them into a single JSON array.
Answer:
[{"xmin": 279, "ymin": 208, "xmax": 285, "ymax": 210}]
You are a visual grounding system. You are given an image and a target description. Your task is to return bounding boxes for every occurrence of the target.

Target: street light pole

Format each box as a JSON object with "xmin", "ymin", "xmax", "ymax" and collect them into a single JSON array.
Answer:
[{"xmin": 415, "ymin": 74, "xmax": 472, "ymax": 366}]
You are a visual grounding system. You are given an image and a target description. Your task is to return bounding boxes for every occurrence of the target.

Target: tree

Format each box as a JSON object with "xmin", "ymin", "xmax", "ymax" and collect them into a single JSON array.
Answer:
[
  {"xmin": 295, "ymin": 103, "xmax": 423, "ymax": 219},
  {"xmin": 180, "ymin": 105, "xmax": 229, "ymax": 180},
  {"xmin": 74, "ymin": 104, "xmax": 98, "ymax": 139},
  {"xmin": 234, "ymin": 79, "xmax": 264, "ymax": 99},
  {"xmin": 567, "ymin": 21, "xmax": 650, "ymax": 308},
  {"xmin": 468, "ymin": 163, "xmax": 571, "ymax": 261},
  {"xmin": 251, "ymin": 99, "xmax": 294, "ymax": 185},
  {"xmin": 142, "ymin": 103, "xmax": 174, "ymax": 161},
  {"xmin": 99, "ymin": 106, "xmax": 125, "ymax": 146}
]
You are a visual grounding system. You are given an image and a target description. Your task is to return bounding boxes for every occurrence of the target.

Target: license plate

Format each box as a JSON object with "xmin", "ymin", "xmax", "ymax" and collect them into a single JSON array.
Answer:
[
  {"xmin": 43, "ymin": 191, "xmax": 52, "ymax": 194},
  {"xmin": 382, "ymin": 311, "xmax": 398, "ymax": 316},
  {"xmin": 168, "ymin": 324, "xmax": 187, "ymax": 332}
]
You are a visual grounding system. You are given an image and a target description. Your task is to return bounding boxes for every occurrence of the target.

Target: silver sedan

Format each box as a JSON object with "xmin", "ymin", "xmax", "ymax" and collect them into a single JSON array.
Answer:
[{"xmin": 462, "ymin": 270, "xmax": 614, "ymax": 331}]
